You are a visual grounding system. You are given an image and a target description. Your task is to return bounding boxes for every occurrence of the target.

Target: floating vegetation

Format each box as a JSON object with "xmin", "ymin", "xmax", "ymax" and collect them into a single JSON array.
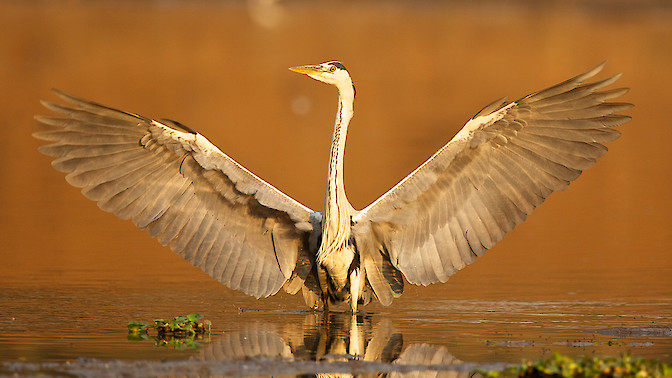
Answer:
[
  {"xmin": 479, "ymin": 352, "xmax": 672, "ymax": 377},
  {"xmin": 127, "ymin": 313, "xmax": 211, "ymax": 349}
]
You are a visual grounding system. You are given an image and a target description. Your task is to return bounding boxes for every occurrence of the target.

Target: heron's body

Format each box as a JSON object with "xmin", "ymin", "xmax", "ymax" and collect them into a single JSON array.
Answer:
[
  {"xmin": 34, "ymin": 61, "xmax": 631, "ymax": 312},
  {"xmin": 292, "ymin": 62, "xmax": 362, "ymax": 310}
]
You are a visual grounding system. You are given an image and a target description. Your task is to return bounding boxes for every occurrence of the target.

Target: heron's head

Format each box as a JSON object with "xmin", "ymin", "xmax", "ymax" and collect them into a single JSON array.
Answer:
[{"xmin": 289, "ymin": 61, "xmax": 355, "ymax": 97}]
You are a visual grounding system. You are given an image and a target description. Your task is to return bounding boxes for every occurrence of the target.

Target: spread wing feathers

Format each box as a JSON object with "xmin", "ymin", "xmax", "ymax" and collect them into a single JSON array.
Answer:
[
  {"xmin": 353, "ymin": 63, "xmax": 631, "ymax": 297},
  {"xmin": 34, "ymin": 89, "xmax": 320, "ymax": 299}
]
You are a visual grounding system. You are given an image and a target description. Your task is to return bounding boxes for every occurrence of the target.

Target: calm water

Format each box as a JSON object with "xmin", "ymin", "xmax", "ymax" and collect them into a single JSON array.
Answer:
[
  {"xmin": 1, "ymin": 1, "xmax": 671, "ymax": 375},
  {"xmin": 2, "ymin": 279, "xmax": 671, "ymax": 373}
]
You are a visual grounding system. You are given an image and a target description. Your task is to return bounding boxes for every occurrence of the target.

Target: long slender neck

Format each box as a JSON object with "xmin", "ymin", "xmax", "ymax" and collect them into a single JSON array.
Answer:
[
  {"xmin": 327, "ymin": 87, "xmax": 354, "ymax": 209},
  {"xmin": 319, "ymin": 84, "xmax": 355, "ymax": 262}
]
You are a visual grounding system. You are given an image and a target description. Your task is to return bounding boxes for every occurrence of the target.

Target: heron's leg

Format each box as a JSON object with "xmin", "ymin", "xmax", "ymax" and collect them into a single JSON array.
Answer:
[
  {"xmin": 349, "ymin": 268, "xmax": 361, "ymax": 313},
  {"xmin": 318, "ymin": 265, "xmax": 330, "ymax": 312}
]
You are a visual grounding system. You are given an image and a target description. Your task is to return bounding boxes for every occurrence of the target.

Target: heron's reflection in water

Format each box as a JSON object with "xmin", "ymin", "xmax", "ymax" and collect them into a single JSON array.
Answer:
[
  {"xmin": 294, "ymin": 313, "xmax": 402, "ymax": 363},
  {"xmin": 195, "ymin": 313, "xmax": 479, "ymax": 377}
]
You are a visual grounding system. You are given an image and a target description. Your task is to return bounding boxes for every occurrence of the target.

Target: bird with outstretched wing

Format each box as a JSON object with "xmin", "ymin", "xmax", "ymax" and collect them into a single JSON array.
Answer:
[{"xmin": 34, "ymin": 61, "xmax": 631, "ymax": 311}]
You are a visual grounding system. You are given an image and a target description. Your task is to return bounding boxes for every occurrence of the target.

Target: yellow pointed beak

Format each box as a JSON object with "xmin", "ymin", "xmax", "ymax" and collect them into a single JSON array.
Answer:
[{"xmin": 288, "ymin": 64, "xmax": 323, "ymax": 75}]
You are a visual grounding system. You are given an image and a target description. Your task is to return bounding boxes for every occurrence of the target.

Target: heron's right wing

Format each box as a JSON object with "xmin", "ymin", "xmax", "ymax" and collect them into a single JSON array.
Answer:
[
  {"xmin": 353, "ymin": 63, "xmax": 631, "ymax": 305},
  {"xmin": 34, "ymin": 90, "xmax": 321, "ymax": 300}
]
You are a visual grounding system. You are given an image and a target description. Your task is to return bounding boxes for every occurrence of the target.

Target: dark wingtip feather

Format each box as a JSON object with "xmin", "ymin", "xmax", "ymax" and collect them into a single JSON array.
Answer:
[
  {"xmin": 472, "ymin": 96, "xmax": 508, "ymax": 119},
  {"xmin": 523, "ymin": 62, "xmax": 611, "ymax": 104},
  {"xmin": 50, "ymin": 88, "xmax": 101, "ymax": 109},
  {"xmin": 47, "ymin": 89, "xmax": 150, "ymax": 123}
]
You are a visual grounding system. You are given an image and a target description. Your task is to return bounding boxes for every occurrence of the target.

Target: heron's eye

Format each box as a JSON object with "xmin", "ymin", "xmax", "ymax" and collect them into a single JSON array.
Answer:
[{"xmin": 328, "ymin": 66, "xmax": 336, "ymax": 72}]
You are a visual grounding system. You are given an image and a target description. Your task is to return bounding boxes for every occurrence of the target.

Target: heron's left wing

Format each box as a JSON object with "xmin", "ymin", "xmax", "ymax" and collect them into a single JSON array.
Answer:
[
  {"xmin": 34, "ymin": 90, "xmax": 320, "ymax": 300},
  {"xmin": 352, "ymin": 63, "xmax": 631, "ymax": 305}
]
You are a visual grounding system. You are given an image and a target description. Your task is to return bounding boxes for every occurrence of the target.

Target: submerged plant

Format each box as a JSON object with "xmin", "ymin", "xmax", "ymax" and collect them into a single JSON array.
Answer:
[{"xmin": 479, "ymin": 352, "xmax": 672, "ymax": 377}]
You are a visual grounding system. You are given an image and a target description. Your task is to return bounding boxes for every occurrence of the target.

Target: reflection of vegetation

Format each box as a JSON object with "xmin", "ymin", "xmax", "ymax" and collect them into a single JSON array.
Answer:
[
  {"xmin": 127, "ymin": 313, "xmax": 211, "ymax": 349},
  {"xmin": 479, "ymin": 352, "xmax": 672, "ymax": 377}
]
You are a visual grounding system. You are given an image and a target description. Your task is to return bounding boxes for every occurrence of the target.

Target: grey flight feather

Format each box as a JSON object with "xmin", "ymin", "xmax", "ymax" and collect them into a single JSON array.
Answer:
[
  {"xmin": 353, "ymin": 62, "xmax": 631, "ymax": 291},
  {"xmin": 34, "ymin": 89, "xmax": 320, "ymax": 299}
]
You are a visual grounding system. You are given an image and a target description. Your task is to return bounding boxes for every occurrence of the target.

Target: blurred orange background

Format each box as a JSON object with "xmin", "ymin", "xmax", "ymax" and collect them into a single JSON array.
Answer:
[{"xmin": 1, "ymin": 1, "xmax": 670, "ymax": 310}]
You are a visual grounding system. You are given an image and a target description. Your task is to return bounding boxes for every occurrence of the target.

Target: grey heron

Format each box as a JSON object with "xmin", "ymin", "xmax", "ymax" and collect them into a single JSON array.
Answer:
[{"xmin": 34, "ymin": 61, "xmax": 631, "ymax": 312}]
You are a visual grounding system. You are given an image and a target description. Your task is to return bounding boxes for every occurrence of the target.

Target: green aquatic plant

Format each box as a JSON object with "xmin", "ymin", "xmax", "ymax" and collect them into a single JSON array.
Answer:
[
  {"xmin": 127, "ymin": 320, "xmax": 150, "ymax": 333},
  {"xmin": 153, "ymin": 313, "xmax": 210, "ymax": 336},
  {"xmin": 127, "ymin": 313, "xmax": 211, "ymax": 348},
  {"xmin": 479, "ymin": 352, "xmax": 672, "ymax": 377}
]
